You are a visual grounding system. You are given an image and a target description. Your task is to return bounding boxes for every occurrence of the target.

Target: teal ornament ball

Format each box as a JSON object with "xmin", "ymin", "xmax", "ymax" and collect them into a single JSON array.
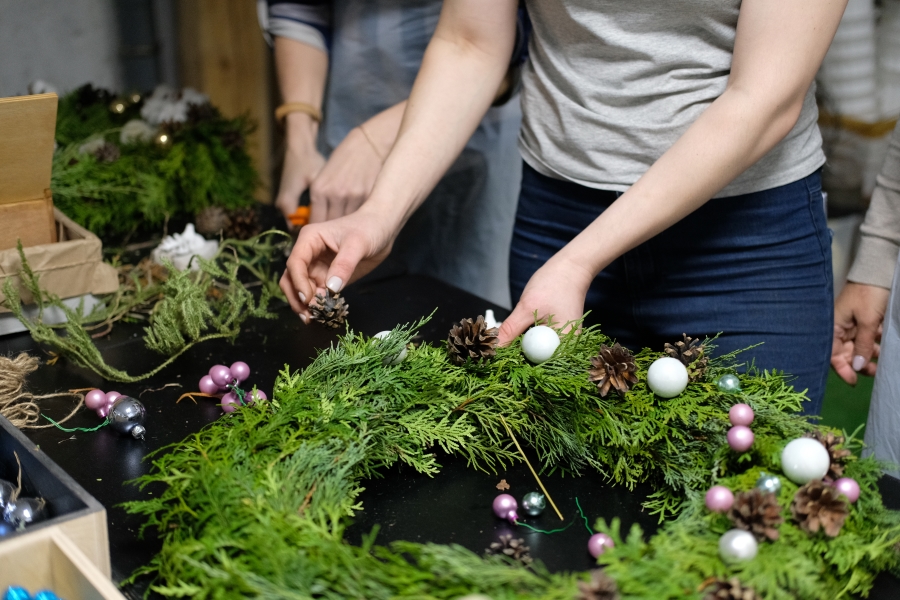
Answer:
[
  {"xmin": 756, "ymin": 472, "xmax": 782, "ymax": 495},
  {"xmin": 716, "ymin": 373, "xmax": 741, "ymax": 394},
  {"xmin": 521, "ymin": 492, "xmax": 546, "ymax": 517}
]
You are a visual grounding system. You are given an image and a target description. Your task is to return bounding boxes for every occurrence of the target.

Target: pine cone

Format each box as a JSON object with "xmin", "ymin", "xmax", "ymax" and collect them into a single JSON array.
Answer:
[
  {"xmin": 447, "ymin": 315, "xmax": 499, "ymax": 365},
  {"xmin": 588, "ymin": 343, "xmax": 638, "ymax": 397},
  {"xmin": 576, "ymin": 569, "xmax": 619, "ymax": 600},
  {"xmin": 486, "ymin": 534, "xmax": 533, "ymax": 566},
  {"xmin": 664, "ymin": 334, "xmax": 709, "ymax": 382},
  {"xmin": 727, "ymin": 488, "xmax": 783, "ymax": 541},
  {"xmin": 195, "ymin": 206, "xmax": 231, "ymax": 236},
  {"xmin": 791, "ymin": 479, "xmax": 849, "ymax": 537},
  {"xmin": 804, "ymin": 430, "xmax": 852, "ymax": 480},
  {"xmin": 703, "ymin": 577, "xmax": 761, "ymax": 600},
  {"xmin": 93, "ymin": 141, "xmax": 120, "ymax": 163},
  {"xmin": 309, "ymin": 291, "xmax": 349, "ymax": 329},
  {"xmin": 223, "ymin": 207, "xmax": 261, "ymax": 240}
]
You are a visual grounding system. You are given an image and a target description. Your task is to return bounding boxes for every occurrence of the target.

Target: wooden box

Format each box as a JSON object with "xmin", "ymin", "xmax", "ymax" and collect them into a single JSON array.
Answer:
[
  {"xmin": 0, "ymin": 415, "xmax": 111, "ymax": 577},
  {"xmin": 0, "ymin": 529, "xmax": 124, "ymax": 600},
  {"xmin": 0, "ymin": 94, "xmax": 58, "ymax": 251}
]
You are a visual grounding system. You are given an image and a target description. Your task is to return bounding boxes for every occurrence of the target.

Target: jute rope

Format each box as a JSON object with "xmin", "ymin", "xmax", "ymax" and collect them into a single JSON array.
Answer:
[{"xmin": 0, "ymin": 353, "xmax": 84, "ymax": 429}]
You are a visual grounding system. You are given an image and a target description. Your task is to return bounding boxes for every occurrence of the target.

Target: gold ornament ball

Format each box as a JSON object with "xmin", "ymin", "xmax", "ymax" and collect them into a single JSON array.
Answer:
[
  {"xmin": 109, "ymin": 99, "xmax": 127, "ymax": 114},
  {"xmin": 155, "ymin": 132, "xmax": 172, "ymax": 148}
]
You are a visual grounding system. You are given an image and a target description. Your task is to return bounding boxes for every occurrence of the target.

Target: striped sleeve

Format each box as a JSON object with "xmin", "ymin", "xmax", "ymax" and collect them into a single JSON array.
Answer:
[{"xmin": 257, "ymin": 0, "xmax": 333, "ymax": 53}]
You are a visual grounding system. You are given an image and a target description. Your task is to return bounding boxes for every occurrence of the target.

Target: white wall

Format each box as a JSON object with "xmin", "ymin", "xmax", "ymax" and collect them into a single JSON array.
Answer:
[{"xmin": 0, "ymin": 0, "xmax": 121, "ymax": 98}]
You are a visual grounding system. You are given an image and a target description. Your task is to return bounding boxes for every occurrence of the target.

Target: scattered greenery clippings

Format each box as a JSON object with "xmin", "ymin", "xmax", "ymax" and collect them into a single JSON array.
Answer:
[
  {"xmin": 1, "ymin": 232, "xmax": 289, "ymax": 382},
  {"xmin": 51, "ymin": 84, "xmax": 257, "ymax": 240},
  {"xmin": 123, "ymin": 319, "xmax": 900, "ymax": 599}
]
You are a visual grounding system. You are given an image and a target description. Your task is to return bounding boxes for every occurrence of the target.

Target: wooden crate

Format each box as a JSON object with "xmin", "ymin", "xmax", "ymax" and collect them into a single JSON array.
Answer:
[
  {"xmin": 0, "ymin": 94, "xmax": 58, "ymax": 250},
  {"xmin": 0, "ymin": 415, "xmax": 111, "ymax": 577},
  {"xmin": 0, "ymin": 529, "xmax": 124, "ymax": 600}
]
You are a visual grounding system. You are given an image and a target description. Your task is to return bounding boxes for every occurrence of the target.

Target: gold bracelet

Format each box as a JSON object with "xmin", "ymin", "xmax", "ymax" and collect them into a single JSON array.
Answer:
[
  {"xmin": 358, "ymin": 123, "xmax": 385, "ymax": 162},
  {"xmin": 275, "ymin": 102, "xmax": 322, "ymax": 123}
]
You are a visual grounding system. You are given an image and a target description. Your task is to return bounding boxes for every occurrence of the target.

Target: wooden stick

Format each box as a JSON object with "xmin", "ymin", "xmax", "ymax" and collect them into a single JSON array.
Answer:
[{"xmin": 499, "ymin": 415, "xmax": 564, "ymax": 521}]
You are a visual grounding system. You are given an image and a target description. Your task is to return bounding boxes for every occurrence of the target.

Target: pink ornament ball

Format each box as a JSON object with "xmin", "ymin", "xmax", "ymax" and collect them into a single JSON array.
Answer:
[
  {"xmin": 209, "ymin": 364, "xmax": 233, "ymax": 388},
  {"xmin": 834, "ymin": 478, "xmax": 860, "ymax": 503},
  {"xmin": 492, "ymin": 494, "xmax": 519, "ymax": 522},
  {"xmin": 729, "ymin": 403, "xmax": 755, "ymax": 427},
  {"xmin": 105, "ymin": 391, "xmax": 122, "ymax": 406},
  {"xmin": 85, "ymin": 389, "xmax": 107, "ymax": 411},
  {"xmin": 727, "ymin": 425, "xmax": 754, "ymax": 453},
  {"xmin": 96, "ymin": 404, "xmax": 111, "ymax": 418},
  {"xmin": 587, "ymin": 533, "xmax": 615, "ymax": 558},
  {"xmin": 221, "ymin": 391, "xmax": 241, "ymax": 413},
  {"xmin": 230, "ymin": 361, "xmax": 250, "ymax": 383},
  {"xmin": 705, "ymin": 485, "xmax": 735, "ymax": 513},
  {"xmin": 245, "ymin": 389, "xmax": 267, "ymax": 405},
  {"xmin": 199, "ymin": 375, "xmax": 219, "ymax": 395}
]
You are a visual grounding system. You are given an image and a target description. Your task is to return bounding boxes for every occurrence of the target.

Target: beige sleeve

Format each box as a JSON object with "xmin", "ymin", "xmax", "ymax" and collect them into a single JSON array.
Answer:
[{"xmin": 847, "ymin": 122, "xmax": 900, "ymax": 290}]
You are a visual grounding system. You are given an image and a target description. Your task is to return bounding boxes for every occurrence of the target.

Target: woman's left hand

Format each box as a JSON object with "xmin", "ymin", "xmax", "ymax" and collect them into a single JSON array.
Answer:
[
  {"xmin": 831, "ymin": 282, "xmax": 888, "ymax": 385},
  {"xmin": 497, "ymin": 254, "xmax": 595, "ymax": 345}
]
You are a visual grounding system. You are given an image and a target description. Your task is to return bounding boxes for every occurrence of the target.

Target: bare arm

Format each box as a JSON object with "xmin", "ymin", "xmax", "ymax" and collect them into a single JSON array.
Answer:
[{"xmin": 274, "ymin": 36, "xmax": 328, "ymax": 223}]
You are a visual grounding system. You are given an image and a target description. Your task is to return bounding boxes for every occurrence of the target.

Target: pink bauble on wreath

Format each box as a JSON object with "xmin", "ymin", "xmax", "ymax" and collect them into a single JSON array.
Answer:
[
  {"xmin": 729, "ymin": 403, "xmax": 755, "ymax": 427},
  {"xmin": 833, "ymin": 478, "xmax": 860, "ymax": 503},
  {"xmin": 85, "ymin": 389, "xmax": 107, "ymax": 411},
  {"xmin": 705, "ymin": 485, "xmax": 735, "ymax": 513},
  {"xmin": 587, "ymin": 533, "xmax": 615, "ymax": 558},
  {"xmin": 727, "ymin": 425, "xmax": 754, "ymax": 452}
]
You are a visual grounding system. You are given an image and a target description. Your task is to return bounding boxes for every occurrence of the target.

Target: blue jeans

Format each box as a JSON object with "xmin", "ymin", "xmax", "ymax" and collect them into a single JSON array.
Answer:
[{"xmin": 510, "ymin": 163, "xmax": 833, "ymax": 415}]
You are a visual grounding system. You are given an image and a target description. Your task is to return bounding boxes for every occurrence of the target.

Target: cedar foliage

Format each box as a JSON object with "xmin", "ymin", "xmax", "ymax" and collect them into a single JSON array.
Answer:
[
  {"xmin": 51, "ymin": 84, "xmax": 257, "ymax": 240},
  {"xmin": 123, "ymin": 319, "xmax": 900, "ymax": 598}
]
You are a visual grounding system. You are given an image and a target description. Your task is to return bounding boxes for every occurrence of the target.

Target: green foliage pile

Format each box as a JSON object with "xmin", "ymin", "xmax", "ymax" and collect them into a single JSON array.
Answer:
[
  {"xmin": 1, "ymin": 232, "xmax": 289, "ymax": 382},
  {"xmin": 124, "ymin": 319, "xmax": 900, "ymax": 598},
  {"xmin": 50, "ymin": 84, "xmax": 257, "ymax": 240}
]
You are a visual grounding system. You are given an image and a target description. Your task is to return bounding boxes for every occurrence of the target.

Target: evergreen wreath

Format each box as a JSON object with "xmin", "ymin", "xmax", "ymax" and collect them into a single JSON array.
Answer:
[{"xmin": 122, "ymin": 319, "xmax": 900, "ymax": 599}]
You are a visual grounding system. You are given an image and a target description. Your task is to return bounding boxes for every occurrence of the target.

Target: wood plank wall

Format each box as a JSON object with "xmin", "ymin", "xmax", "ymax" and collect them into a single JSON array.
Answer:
[{"xmin": 177, "ymin": 0, "xmax": 273, "ymax": 202}]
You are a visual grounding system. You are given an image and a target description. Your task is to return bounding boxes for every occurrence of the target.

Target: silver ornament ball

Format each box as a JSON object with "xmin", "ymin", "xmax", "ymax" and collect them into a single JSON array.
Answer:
[
  {"xmin": 755, "ymin": 471, "xmax": 782, "ymax": 495},
  {"xmin": 0, "ymin": 479, "xmax": 14, "ymax": 509},
  {"xmin": 521, "ymin": 492, "xmax": 546, "ymax": 517},
  {"xmin": 718, "ymin": 528, "xmax": 758, "ymax": 563},
  {"xmin": 3, "ymin": 497, "xmax": 46, "ymax": 528},
  {"xmin": 108, "ymin": 396, "xmax": 147, "ymax": 439}
]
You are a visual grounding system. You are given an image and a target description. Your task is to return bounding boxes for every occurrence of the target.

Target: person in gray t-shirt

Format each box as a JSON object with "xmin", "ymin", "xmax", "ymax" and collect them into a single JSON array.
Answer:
[{"xmin": 281, "ymin": 0, "xmax": 848, "ymax": 412}]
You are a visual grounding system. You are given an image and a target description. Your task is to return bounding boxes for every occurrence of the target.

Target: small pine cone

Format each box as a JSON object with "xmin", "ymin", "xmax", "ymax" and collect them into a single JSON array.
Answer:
[
  {"xmin": 309, "ymin": 291, "xmax": 349, "ymax": 329},
  {"xmin": 804, "ymin": 430, "xmax": 852, "ymax": 480},
  {"xmin": 664, "ymin": 334, "xmax": 708, "ymax": 382},
  {"xmin": 195, "ymin": 206, "xmax": 231, "ymax": 236},
  {"xmin": 791, "ymin": 479, "xmax": 849, "ymax": 537},
  {"xmin": 576, "ymin": 569, "xmax": 619, "ymax": 600},
  {"xmin": 93, "ymin": 141, "xmax": 120, "ymax": 163},
  {"xmin": 703, "ymin": 577, "xmax": 761, "ymax": 600},
  {"xmin": 447, "ymin": 315, "xmax": 499, "ymax": 365},
  {"xmin": 727, "ymin": 489, "xmax": 783, "ymax": 541},
  {"xmin": 486, "ymin": 534, "xmax": 533, "ymax": 566},
  {"xmin": 223, "ymin": 207, "xmax": 261, "ymax": 240},
  {"xmin": 588, "ymin": 343, "xmax": 638, "ymax": 397}
]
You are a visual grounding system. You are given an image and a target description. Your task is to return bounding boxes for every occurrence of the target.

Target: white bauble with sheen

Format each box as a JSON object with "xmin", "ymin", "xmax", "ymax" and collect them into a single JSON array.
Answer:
[
  {"xmin": 646, "ymin": 357, "xmax": 689, "ymax": 398},
  {"xmin": 521, "ymin": 326, "xmax": 560, "ymax": 364},
  {"xmin": 781, "ymin": 438, "xmax": 830, "ymax": 484}
]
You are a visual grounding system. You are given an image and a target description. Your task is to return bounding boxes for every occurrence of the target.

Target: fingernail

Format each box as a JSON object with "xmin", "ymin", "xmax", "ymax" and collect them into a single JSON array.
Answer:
[
  {"xmin": 299, "ymin": 313, "xmax": 308, "ymax": 324},
  {"xmin": 852, "ymin": 355, "xmax": 866, "ymax": 371},
  {"xmin": 298, "ymin": 291, "xmax": 306, "ymax": 304},
  {"xmin": 326, "ymin": 276, "xmax": 343, "ymax": 293}
]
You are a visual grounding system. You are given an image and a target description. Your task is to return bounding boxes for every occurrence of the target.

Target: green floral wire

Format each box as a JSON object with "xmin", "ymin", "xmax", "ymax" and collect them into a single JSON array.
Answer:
[
  {"xmin": 514, "ymin": 497, "xmax": 591, "ymax": 536},
  {"xmin": 41, "ymin": 415, "xmax": 109, "ymax": 432},
  {"xmin": 575, "ymin": 497, "xmax": 593, "ymax": 535}
]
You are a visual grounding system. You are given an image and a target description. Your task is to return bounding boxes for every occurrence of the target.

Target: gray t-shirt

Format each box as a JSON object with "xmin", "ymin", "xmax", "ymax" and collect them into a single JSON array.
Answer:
[{"xmin": 519, "ymin": 0, "xmax": 826, "ymax": 197}]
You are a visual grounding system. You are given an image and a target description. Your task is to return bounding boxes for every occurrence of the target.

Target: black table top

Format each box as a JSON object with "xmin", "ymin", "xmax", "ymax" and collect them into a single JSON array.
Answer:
[{"xmin": 3, "ymin": 272, "xmax": 899, "ymax": 598}]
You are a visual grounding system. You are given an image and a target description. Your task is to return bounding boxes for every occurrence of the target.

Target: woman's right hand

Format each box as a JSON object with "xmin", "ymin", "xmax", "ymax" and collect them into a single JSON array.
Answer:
[
  {"xmin": 275, "ymin": 115, "xmax": 326, "ymax": 226},
  {"xmin": 280, "ymin": 206, "xmax": 396, "ymax": 321}
]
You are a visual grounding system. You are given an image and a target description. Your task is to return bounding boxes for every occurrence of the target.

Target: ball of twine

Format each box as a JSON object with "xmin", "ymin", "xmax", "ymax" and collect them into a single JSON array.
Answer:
[{"xmin": 0, "ymin": 353, "xmax": 83, "ymax": 428}]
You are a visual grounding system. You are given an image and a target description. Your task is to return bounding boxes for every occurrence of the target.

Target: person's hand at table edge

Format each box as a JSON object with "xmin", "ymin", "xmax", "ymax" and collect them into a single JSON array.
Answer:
[
  {"xmin": 831, "ymin": 281, "xmax": 888, "ymax": 385},
  {"xmin": 497, "ymin": 254, "xmax": 595, "ymax": 345},
  {"xmin": 280, "ymin": 207, "xmax": 396, "ymax": 322}
]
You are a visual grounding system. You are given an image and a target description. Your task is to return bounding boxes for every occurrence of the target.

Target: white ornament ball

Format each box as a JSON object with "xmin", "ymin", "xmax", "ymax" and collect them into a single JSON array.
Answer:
[
  {"xmin": 646, "ymin": 357, "xmax": 689, "ymax": 398},
  {"xmin": 521, "ymin": 326, "xmax": 560, "ymax": 364},
  {"xmin": 718, "ymin": 529, "xmax": 758, "ymax": 562},
  {"xmin": 374, "ymin": 330, "xmax": 408, "ymax": 365},
  {"xmin": 781, "ymin": 438, "xmax": 830, "ymax": 484}
]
